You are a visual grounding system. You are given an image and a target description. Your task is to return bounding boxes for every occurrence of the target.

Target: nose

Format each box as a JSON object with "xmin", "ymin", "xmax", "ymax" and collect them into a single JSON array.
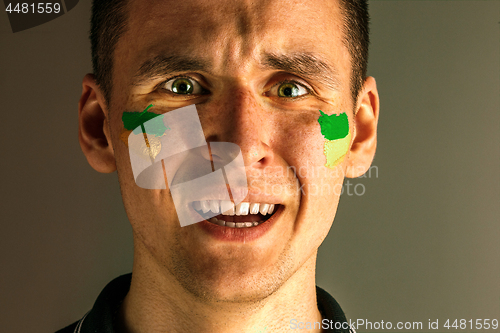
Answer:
[{"xmin": 203, "ymin": 85, "xmax": 274, "ymax": 170}]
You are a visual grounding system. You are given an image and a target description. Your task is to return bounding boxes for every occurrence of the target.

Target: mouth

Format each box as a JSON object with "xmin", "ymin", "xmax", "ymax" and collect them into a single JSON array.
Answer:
[{"xmin": 192, "ymin": 200, "xmax": 281, "ymax": 228}]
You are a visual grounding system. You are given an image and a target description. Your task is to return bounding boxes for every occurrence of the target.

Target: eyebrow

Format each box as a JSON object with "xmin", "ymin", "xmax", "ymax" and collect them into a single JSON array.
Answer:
[
  {"xmin": 132, "ymin": 52, "xmax": 340, "ymax": 90},
  {"xmin": 262, "ymin": 52, "xmax": 341, "ymax": 91},
  {"xmin": 132, "ymin": 55, "xmax": 208, "ymax": 86}
]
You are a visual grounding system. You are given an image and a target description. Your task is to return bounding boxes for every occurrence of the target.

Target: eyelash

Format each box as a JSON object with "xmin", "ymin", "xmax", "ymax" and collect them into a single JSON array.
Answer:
[
  {"xmin": 158, "ymin": 75, "xmax": 207, "ymax": 96},
  {"xmin": 157, "ymin": 76, "xmax": 312, "ymax": 99},
  {"xmin": 268, "ymin": 79, "xmax": 312, "ymax": 99}
]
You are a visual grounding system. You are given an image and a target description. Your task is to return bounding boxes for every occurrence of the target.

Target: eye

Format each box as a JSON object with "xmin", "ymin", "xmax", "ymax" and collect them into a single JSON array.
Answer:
[
  {"xmin": 270, "ymin": 81, "xmax": 310, "ymax": 98},
  {"xmin": 162, "ymin": 77, "xmax": 206, "ymax": 95}
]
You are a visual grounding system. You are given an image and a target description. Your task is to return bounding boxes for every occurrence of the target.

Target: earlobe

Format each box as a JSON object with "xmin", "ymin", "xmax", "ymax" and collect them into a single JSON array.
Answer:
[
  {"xmin": 345, "ymin": 76, "xmax": 379, "ymax": 178},
  {"xmin": 78, "ymin": 73, "xmax": 117, "ymax": 173}
]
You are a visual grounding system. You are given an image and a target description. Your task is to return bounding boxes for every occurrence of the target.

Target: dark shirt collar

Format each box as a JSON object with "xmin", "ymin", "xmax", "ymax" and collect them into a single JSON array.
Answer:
[{"xmin": 57, "ymin": 274, "xmax": 352, "ymax": 333}]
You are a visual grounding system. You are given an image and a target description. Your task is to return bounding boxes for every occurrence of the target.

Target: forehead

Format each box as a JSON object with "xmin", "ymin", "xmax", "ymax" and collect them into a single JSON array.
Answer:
[{"xmin": 117, "ymin": 0, "xmax": 349, "ymax": 86}]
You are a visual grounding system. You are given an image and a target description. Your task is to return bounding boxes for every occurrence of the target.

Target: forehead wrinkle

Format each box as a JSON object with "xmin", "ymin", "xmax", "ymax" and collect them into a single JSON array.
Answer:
[
  {"xmin": 261, "ymin": 52, "xmax": 341, "ymax": 91},
  {"xmin": 132, "ymin": 55, "xmax": 210, "ymax": 86}
]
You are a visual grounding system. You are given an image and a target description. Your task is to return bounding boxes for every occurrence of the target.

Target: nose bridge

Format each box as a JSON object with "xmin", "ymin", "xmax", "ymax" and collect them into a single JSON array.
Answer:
[
  {"xmin": 210, "ymin": 84, "xmax": 273, "ymax": 168},
  {"xmin": 228, "ymin": 86, "xmax": 260, "ymax": 136}
]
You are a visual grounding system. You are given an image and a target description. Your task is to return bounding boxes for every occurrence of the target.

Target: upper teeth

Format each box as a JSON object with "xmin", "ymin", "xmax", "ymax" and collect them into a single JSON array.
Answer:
[{"xmin": 193, "ymin": 200, "xmax": 276, "ymax": 216}]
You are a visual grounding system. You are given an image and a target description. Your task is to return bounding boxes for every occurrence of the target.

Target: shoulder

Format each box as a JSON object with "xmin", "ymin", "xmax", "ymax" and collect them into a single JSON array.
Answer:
[
  {"xmin": 316, "ymin": 285, "xmax": 355, "ymax": 333},
  {"xmin": 54, "ymin": 321, "xmax": 78, "ymax": 333},
  {"xmin": 54, "ymin": 274, "xmax": 131, "ymax": 333}
]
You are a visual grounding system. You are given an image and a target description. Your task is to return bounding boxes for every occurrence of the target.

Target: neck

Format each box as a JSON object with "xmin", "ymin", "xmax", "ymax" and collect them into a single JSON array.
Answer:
[{"xmin": 118, "ymin": 250, "xmax": 323, "ymax": 333}]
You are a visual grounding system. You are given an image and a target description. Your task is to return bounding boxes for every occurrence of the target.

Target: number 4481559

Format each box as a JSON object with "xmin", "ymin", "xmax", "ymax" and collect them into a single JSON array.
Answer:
[
  {"xmin": 444, "ymin": 319, "xmax": 499, "ymax": 330},
  {"xmin": 5, "ymin": 3, "xmax": 61, "ymax": 14}
]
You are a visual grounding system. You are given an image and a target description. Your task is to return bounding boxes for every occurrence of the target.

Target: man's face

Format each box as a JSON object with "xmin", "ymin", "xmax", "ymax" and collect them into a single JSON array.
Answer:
[{"xmin": 108, "ymin": 0, "xmax": 354, "ymax": 302}]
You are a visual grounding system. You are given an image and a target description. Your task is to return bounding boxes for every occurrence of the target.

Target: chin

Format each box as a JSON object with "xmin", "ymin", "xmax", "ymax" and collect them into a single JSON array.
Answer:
[
  {"xmin": 187, "ymin": 274, "xmax": 283, "ymax": 304},
  {"xmin": 170, "ymin": 248, "xmax": 296, "ymax": 304}
]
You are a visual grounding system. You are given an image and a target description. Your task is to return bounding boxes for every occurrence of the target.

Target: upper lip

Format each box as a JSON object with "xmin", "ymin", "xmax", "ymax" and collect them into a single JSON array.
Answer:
[{"xmin": 186, "ymin": 186, "xmax": 284, "ymax": 205}]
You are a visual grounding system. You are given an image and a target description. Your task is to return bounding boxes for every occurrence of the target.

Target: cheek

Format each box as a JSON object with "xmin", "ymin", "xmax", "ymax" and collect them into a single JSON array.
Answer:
[
  {"xmin": 274, "ymin": 110, "xmax": 349, "ymax": 204},
  {"xmin": 117, "ymin": 173, "xmax": 179, "ymax": 255},
  {"xmin": 274, "ymin": 112, "xmax": 326, "ymax": 166},
  {"xmin": 111, "ymin": 107, "xmax": 179, "ymax": 246},
  {"xmin": 275, "ymin": 110, "xmax": 351, "ymax": 171}
]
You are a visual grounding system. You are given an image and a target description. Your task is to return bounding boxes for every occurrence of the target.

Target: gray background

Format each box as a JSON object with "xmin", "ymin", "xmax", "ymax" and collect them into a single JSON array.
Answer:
[{"xmin": 1, "ymin": 1, "xmax": 499, "ymax": 332}]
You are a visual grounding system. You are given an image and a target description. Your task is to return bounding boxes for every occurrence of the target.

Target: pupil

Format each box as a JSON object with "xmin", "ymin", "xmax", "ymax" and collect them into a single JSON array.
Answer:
[
  {"xmin": 172, "ymin": 79, "xmax": 192, "ymax": 94},
  {"xmin": 284, "ymin": 87, "xmax": 292, "ymax": 96}
]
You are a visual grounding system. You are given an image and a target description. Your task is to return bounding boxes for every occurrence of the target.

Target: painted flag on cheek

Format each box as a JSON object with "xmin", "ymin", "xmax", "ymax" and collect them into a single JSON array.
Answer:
[{"xmin": 318, "ymin": 110, "xmax": 351, "ymax": 168}]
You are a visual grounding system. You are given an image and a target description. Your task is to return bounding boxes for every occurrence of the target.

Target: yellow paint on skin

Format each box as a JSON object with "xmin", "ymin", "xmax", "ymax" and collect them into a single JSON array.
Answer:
[{"xmin": 323, "ymin": 130, "xmax": 351, "ymax": 168}]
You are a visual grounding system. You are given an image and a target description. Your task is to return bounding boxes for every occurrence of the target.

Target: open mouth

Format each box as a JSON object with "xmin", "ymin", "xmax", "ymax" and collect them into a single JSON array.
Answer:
[{"xmin": 192, "ymin": 200, "xmax": 281, "ymax": 228}]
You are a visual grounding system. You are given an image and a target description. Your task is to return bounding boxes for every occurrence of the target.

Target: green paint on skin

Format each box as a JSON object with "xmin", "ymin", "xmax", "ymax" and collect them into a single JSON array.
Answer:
[
  {"xmin": 122, "ymin": 104, "xmax": 169, "ymax": 137},
  {"xmin": 318, "ymin": 110, "xmax": 349, "ymax": 140},
  {"xmin": 318, "ymin": 110, "xmax": 351, "ymax": 168}
]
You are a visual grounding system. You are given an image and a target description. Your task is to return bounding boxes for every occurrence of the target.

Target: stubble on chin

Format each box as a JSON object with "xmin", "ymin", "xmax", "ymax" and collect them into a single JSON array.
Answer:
[{"xmin": 166, "ymin": 237, "xmax": 297, "ymax": 305}]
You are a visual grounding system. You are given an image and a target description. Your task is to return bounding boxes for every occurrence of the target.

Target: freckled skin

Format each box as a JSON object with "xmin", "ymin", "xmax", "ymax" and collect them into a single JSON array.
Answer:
[{"xmin": 78, "ymin": 0, "xmax": 379, "ymax": 331}]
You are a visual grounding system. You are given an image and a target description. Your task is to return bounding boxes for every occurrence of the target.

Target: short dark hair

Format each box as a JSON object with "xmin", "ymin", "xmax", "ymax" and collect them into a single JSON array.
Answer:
[
  {"xmin": 90, "ymin": 0, "xmax": 129, "ymax": 108},
  {"xmin": 89, "ymin": 0, "xmax": 369, "ymax": 107},
  {"xmin": 338, "ymin": 0, "xmax": 370, "ymax": 104}
]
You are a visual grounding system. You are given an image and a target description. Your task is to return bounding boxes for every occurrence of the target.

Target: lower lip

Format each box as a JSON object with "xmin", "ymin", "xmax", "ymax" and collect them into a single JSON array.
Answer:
[{"xmin": 196, "ymin": 205, "xmax": 283, "ymax": 242}]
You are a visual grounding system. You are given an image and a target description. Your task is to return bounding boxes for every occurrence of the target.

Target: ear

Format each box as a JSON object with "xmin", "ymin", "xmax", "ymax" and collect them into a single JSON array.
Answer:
[
  {"xmin": 345, "ymin": 76, "xmax": 379, "ymax": 178},
  {"xmin": 78, "ymin": 73, "xmax": 117, "ymax": 173}
]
